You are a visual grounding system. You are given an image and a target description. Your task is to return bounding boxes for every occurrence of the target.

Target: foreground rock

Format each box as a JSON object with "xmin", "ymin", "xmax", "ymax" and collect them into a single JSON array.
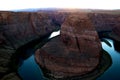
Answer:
[{"xmin": 35, "ymin": 13, "xmax": 101, "ymax": 79}]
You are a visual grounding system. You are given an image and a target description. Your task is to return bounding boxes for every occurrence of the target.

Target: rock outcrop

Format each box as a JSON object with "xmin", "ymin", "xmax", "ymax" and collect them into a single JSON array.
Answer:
[
  {"xmin": 89, "ymin": 13, "xmax": 120, "ymax": 32},
  {"xmin": 1, "ymin": 11, "xmax": 119, "ymax": 50},
  {"xmin": 0, "ymin": 11, "xmax": 58, "ymax": 49},
  {"xmin": 0, "ymin": 11, "xmax": 59, "ymax": 79},
  {"xmin": 35, "ymin": 13, "xmax": 101, "ymax": 79}
]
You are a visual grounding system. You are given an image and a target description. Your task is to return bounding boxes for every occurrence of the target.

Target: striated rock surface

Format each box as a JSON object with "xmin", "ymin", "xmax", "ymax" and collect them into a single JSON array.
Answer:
[
  {"xmin": 1, "ymin": 10, "xmax": 120, "ymax": 49},
  {"xmin": 35, "ymin": 13, "xmax": 101, "ymax": 79},
  {"xmin": 0, "ymin": 11, "xmax": 58, "ymax": 49},
  {"xmin": 89, "ymin": 13, "xmax": 120, "ymax": 32},
  {"xmin": 1, "ymin": 9, "xmax": 120, "ymax": 79},
  {"xmin": 0, "ymin": 11, "xmax": 58, "ymax": 79},
  {"xmin": 61, "ymin": 13, "xmax": 101, "ymax": 57}
]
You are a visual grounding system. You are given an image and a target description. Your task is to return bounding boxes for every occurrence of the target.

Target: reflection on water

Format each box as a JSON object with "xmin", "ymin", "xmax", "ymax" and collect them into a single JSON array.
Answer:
[
  {"xmin": 18, "ymin": 37, "xmax": 120, "ymax": 80},
  {"xmin": 49, "ymin": 30, "xmax": 60, "ymax": 39},
  {"xmin": 18, "ymin": 55, "xmax": 44, "ymax": 80},
  {"xmin": 97, "ymin": 39, "xmax": 120, "ymax": 80}
]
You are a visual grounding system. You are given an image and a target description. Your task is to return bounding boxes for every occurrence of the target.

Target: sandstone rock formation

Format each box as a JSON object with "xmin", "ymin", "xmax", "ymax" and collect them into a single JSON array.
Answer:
[
  {"xmin": 112, "ymin": 26, "xmax": 120, "ymax": 51},
  {"xmin": 0, "ymin": 11, "xmax": 58, "ymax": 49},
  {"xmin": 89, "ymin": 13, "xmax": 120, "ymax": 32},
  {"xmin": 48, "ymin": 11, "xmax": 68, "ymax": 27},
  {"xmin": 1, "ymin": 11, "xmax": 119, "ymax": 50},
  {"xmin": 1, "ymin": 9, "xmax": 120, "ymax": 79},
  {"xmin": 0, "ymin": 11, "xmax": 59, "ymax": 79},
  {"xmin": 35, "ymin": 13, "xmax": 101, "ymax": 79}
]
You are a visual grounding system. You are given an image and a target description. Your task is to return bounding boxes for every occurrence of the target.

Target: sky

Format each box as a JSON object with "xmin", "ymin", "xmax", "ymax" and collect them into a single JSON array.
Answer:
[{"xmin": 0, "ymin": 0, "xmax": 120, "ymax": 10}]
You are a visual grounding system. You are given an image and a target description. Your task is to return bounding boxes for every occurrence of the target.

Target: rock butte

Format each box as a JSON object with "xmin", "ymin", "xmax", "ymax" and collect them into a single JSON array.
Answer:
[{"xmin": 35, "ymin": 13, "xmax": 101, "ymax": 79}]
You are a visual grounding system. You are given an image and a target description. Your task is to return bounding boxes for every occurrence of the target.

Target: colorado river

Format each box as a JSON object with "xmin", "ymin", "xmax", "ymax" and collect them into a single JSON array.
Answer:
[
  {"xmin": 97, "ymin": 39, "xmax": 120, "ymax": 80},
  {"xmin": 18, "ymin": 38, "xmax": 120, "ymax": 80}
]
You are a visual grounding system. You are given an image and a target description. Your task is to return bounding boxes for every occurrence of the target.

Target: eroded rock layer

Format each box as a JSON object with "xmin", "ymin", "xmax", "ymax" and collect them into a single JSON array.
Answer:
[
  {"xmin": 0, "ymin": 9, "xmax": 120, "ymax": 79},
  {"xmin": 0, "ymin": 11, "xmax": 58, "ymax": 49},
  {"xmin": 0, "ymin": 11, "xmax": 60, "ymax": 79},
  {"xmin": 35, "ymin": 13, "xmax": 101, "ymax": 79}
]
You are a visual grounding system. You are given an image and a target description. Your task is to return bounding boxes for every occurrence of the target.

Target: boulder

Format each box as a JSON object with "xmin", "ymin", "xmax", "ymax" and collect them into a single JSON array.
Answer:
[{"xmin": 35, "ymin": 13, "xmax": 101, "ymax": 79}]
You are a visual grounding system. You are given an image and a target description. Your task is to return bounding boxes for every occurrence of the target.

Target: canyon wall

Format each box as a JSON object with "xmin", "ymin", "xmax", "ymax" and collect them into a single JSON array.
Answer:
[
  {"xmin": 0, "ymin": 11, "xmax": 59, "ymax": 49},
  {"xmin": 0, "ymin": 9, "xmax": 120, "ymax": 79}
]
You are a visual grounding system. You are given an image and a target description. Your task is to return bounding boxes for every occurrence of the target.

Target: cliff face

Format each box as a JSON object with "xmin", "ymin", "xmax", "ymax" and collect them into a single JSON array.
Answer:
[
  {"xmin": 48, "ymin": 12, "xmax": 69, "ymax": 26},
  {"xmin": 61, "ymin": 13, "xmax": 101, "ymax": 58},
  {"xmin": 1, "ymin": 11, "xmax": 120, "ymax": 49},
  {"xmin": 0, "ymin": 11, "xmax": 59, "ymax": 79},
  {"xmin": 0, "ymin": 12, "xmax": 58, "ymax": 49},
  {"xmin": 35, "ymin": 13, "xmax": 101, "ymax": 79},
  {"xmin": 88, "ymin": 13, "xmax": 120, "ymax": 32}
]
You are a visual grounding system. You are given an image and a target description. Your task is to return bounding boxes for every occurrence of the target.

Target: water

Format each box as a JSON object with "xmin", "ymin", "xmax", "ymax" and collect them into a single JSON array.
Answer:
[
  {"xmin": 48, "ymin": 30, "xmax": 60, "ymax": 39},
  {"xmin": 18, "ymin": 54, "xmax": 44, "ymax": 80},
  {"xmin": 18, "ymin": 38, "xmax": 120, "ymax": 80},
  {"xmin": 97, "ymin": 39, "xmax": 120, "ymax": 80},
  {"xmin": 18, "ymin": 31, "xmax": 61, "ymax": 80}
]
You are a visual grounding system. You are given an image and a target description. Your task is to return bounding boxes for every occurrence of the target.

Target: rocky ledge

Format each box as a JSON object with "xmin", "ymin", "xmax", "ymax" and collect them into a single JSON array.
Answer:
[{"xmin": 35, "ymin": 13, "xmax": 101, "ymax": 79}]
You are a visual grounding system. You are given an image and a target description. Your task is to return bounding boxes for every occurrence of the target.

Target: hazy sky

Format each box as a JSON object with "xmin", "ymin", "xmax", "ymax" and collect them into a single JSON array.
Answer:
[{"xmin": 0, "ymin": 0, "xmax": 120, "ymax": 10}]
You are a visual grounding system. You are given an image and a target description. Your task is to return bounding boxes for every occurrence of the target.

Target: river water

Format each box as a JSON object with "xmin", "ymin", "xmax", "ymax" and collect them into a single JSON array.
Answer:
[
  {"xmin": 97, "ymin": 39, "xmax": 120, "ymax": 80},
  {"xmin": 18, "ymin": 38, "xmax": 120, "ymax": 80}
]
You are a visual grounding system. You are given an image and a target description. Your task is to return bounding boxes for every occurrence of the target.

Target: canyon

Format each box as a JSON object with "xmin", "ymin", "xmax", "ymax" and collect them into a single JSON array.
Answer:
[{"xmin": 0, "ymin": 9, "xmax": 120, "ymax": 80}]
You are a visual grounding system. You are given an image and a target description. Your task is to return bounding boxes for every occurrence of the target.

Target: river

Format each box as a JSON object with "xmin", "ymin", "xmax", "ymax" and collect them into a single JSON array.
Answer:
[
  {"xmin": 97, "ymin": 39, "xmax": 120, "ymax": 80},
  {"xmin": 17, "ymin": 35, "xmax": 120, "ymax": 80}
]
